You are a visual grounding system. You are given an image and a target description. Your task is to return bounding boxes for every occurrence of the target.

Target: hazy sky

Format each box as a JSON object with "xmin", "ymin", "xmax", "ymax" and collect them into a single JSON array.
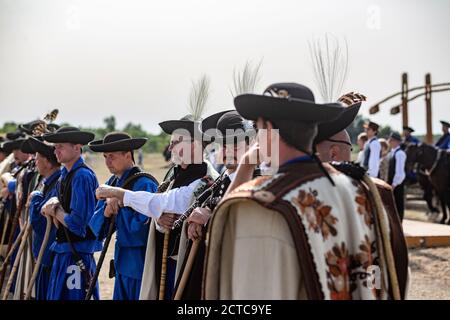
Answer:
[{"xmin": 1, "ymin": 0, "xmax": 449, "ymax": 134}]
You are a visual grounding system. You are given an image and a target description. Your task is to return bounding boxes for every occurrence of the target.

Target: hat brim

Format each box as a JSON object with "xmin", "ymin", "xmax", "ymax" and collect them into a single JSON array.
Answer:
[
  {"xmin": 6, "ymin": 131, "xmax": 25, "ymax": 140},
  {"xmin": 440, "ymin": 121, "xmax": 450, "ymax": 127},
  {"xmin": 201, "ymin": 110, "xmax": 234, "ymax": 133},
  {"xmin": 234, "ymin": 94, "xmax": 344, "ymax": 123},
  {"xmin": 403, "ymin": 127, "xmax": 414, "ymax": 133},
  {"xmin": 88, "ymin": 138, "xmax": 147, "ymax": 152},
  {"xmin": 315, "ymin": 102, "xmax": 361, "ymax": 143},
  {"xmin": 43, "ymin": 131, "xmax": 95, "ymax": 145},
  {"xmin": 389, "ymin": 135, "xmax": 402, "ymax": 142},
  {"xmin": 25, "ymin": 137, "xmax": 58, "ymax": 163},
  {"xmin": 159, "ymin": 120, "xmax": 201, "ymax": 138},
  {"xmin": 3, "ymin": 139, "xmax": 27, "ymax": 153}
]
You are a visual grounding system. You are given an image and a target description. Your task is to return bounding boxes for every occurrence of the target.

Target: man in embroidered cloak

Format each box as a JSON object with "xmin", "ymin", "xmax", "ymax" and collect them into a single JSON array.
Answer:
[{"xmin": 203, "ymin": 83, "xmax": 404, "ymax": 300}]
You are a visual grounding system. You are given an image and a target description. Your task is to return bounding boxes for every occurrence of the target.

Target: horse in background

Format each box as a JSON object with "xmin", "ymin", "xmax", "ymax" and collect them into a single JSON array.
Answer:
[{"xmin": 405, "ymin": 143, "xmax": 450, "ymax": 224}]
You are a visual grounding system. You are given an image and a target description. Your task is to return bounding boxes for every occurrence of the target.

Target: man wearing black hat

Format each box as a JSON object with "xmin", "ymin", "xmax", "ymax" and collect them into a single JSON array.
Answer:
[
  {"xmin": 203, "ymin": 83, "xmax": 403, "ymax": 300},
  {"xmin": 0, "ymin": 134, "xmax": 33, "ymax": 250},
  {"xmin": 436, "ymin": 120, "xmax": 450, "ymax": 150},
  {"xmin": 88, "ymin": 132, "xmax": 158, "ymax": 300},
  {"xmin": 172, "ymin": 110, "xmax": 256, "ymax": 299},
  {"xmin": 1, "ymin": 128, "xmax": 48, "ymax": 299},
  {"xmin": 40, "ymin": 127, "xmax": 102, "ymax": 300},
  {"xmin": 362, "ymin": 121, "xmax": 382, "ymax": 177},
  {"xmin": 2, "ymin": 136, "xmax": 32, "ymax": 168},
  {"xmin": 402, "ymin": 126, "xmax": 420, "ymax": 144},
  {"xmin": 0, "ymin": 137, "xmax": 11, "ymax": 163},
  {"xmin": 387, "ymin": 132, "xmax": 407, "ymax": 220},
  {"xmin": 96, "ymin": 116, "xmax": 219, "ymax": 300},
  {"xmin": 26, "ymin": 137, "xmax": 61, "ymax": 300}
]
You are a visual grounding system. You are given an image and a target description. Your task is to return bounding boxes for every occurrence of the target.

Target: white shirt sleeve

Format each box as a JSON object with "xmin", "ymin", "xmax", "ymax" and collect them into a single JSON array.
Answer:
[
  {"xmin": 368, "ymin": 140, "xmax": 381, "ymax": 177},
  {"xmin": 356, "ymin": 150, "xmax": 364, "ymax": 164},
  {"xmin": 122, "ymin": 178, "xmax": 202, "ymax": 220},
  {"xmin": 392, "ymin": 150, "xmax": 406, "ymax": 187}
]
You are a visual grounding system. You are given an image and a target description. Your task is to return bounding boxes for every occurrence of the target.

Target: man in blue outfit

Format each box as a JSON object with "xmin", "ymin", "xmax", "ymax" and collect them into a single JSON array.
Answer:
[
  {"xmin": 402, "ymin": 126, "xmax": 420, "ymax": 144},
  {"xmin": 436, "ymin": 120, "xmax": 450, "ymax": 150},
  {"xmin": 88, "ymin": 132, "xmax": 158, "ymax": 300},
  {"xmin": 26, "ymin": 137, "xmax": 61, "ymax": 300},
  {"xmin": 41, "ymin": 127, "xmax": 102, "ymax": 300}
]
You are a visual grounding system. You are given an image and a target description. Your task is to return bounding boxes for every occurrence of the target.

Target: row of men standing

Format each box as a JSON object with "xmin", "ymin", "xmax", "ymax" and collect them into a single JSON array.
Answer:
[
  {"xmin": 355, "ymin": 120, "xmax": 450, "ymax": 220},
  {"xmin": 1, "ymin": 83, "xmax": 410, "ymax": 300},
  {"xmin": 0, "ymin": 110, "xmax": 246, "ymax": 300},
  {"xmin": 0, "ymin": 126, "xmax": 160, "ymax": 300}
]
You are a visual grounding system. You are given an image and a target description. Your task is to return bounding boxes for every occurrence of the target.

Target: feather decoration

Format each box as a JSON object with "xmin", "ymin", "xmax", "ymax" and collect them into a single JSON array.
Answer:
[
  {"xmin": 231, "ymin": 60, "xmax": 263, "ymax": 97},
  {"xmin": 338, "ymin": 92, "xmax": 367, "ymax": 107},
  {"xmin": 33, "ymin": 108, "xmax": 60, "ymax": 136},
  {"xmin": 308, "ymin": 34, "xmax": 349, "ymax": 102},
  {"xmin": 188, "ymin": 75, "xmax": 210, "ymax": 121},
  {"xmin": 32, "ymin": 122, "xmax": 47, "ymax": 136},
  {"xmin": 43, "ymin": 109, "xmax": 59, "ymax": 123}
]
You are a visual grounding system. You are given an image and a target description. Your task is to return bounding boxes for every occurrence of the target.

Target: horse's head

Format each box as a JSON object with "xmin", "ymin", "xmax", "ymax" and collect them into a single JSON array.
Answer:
[
  {"xmin": 404, "ymin": 143, "xmax": 421, "ymax": 171},
  {"xmin": 404, "ymin": 142, "xmax": 437, "ymax": 170}
]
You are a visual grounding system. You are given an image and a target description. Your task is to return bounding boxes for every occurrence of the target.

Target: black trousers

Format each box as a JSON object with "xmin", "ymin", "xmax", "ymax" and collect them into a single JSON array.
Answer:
[{"xmin": 393, "ymin": 183, "xmax": 405, "ymax": 221}]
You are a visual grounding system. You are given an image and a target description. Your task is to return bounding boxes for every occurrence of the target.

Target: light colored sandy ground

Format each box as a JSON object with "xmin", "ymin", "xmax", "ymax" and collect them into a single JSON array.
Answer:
[{"xmin": 88, "ymin": 154, "xmax": 450, "ymax": 300}]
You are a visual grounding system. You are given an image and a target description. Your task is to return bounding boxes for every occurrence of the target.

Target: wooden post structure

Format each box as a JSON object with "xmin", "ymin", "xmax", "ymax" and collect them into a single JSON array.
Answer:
[
  {"xmin": 425, "ymin": 73, "xmax": 433, "ymax": 144},
  {"xmin": 401, "ymin": 73, "xmax": 409, "ymax": 128}
]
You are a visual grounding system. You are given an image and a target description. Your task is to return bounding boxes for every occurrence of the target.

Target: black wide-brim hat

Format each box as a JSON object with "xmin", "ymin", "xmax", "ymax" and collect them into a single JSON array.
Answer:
[
  {"xmin": 43, "ymin": 126, "xmax": 95, "ymax": 145},
  {"xmin": 440, "ymin": 120, "xmax": 450, "ymax": 127},
  {"xmin": 234, "ymin": 83, "xmax": 344, "ymax": 123},
  {"xmin": 88, "ymin": 132, "xmax": 147, "ymax": 152},
  {"xmin": 403, "ymin": 126, "xmax": 415, "ymax": 133},
  {"xmin": 363, "ymin": 121, "xmax": 380, "ymax": 131},
  {"xmin": 201, "ymin": 110, "xmax": 256, "ymax": 144},
  {"xmin": 389, "ymin": 132, "xmax": 402, "ymax": 141},
  {"xmin": 6, "ymin": 130, "xmax": 26, "ymax": 141},
  {"xmin": 159, "ymin": 115, "xmax": 202, "ymax": 139},
  {"xmin": 315, "ymin": 102, "xmax": 362, "ymax": 143},
  {"xmin": 3, "ymin": 138, "xmax": 28, "ymax": 154},
  {"xmin": 21, "ymin": 137, "xmax": 58, "ymax": 163}
]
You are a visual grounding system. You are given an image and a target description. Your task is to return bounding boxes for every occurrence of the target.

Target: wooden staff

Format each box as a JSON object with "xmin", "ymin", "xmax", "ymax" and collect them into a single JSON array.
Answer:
[
  {"xmin": 158, "ymin": 229, "xmax": 170, "ymax": 300},
  {"xmin": 24, "ymin": 216, "xmax": 52, "ymax": 300},
  {"xmin": 2, "ymin": 222, "xmax": 32, "ymax": 300},
  {"xmin": 173, "ymin": 239, "xmax": 200, "ymax": 300},
  {"xmin": 0, "ymin": 214, "xmax": 11, "ymax": 258},
  {"xmin": 0, "ymin": 200, "xmax": 7, "ymax": 241},
  {"xmin": 0, "ymin": 180, "xmax": 26, "ymax": 291},
  {"xmin": 0, "ymin": 220, "xmax": 27, "ymax": 273},
  {"xmin": 362, "ymin": 176, "xmax": 401, "ymax": 300},
  {"xmin": 157, "ymin": 180, "xmax": 175, "ymax": 300},
  {"xmin": 84, "ymin": 215, "xmax": 116, "ymax": 300}
]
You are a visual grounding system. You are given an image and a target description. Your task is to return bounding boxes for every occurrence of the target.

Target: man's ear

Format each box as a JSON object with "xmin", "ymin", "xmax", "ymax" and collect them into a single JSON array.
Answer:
[
  {"xmin": 331, "ymin": 145, "xmax": 340, "ymax": 161},
  {"xmin": 74, "ymin": 143, "xmax": 83, "ymax": 153}
]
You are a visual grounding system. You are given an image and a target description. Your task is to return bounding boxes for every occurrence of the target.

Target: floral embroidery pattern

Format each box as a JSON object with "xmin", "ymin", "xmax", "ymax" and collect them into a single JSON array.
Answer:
[
  {"xmin": 355, "ymin": 185, "xmax": 374, "ymax": 228},
  {"xmin": 326, "ymin": 242, "xmax": 353, "ymax": 300},
  {"xmin": 326, "ymin": 239, "xmax": 380, "ymax": 300},
  {"xmin": 293, "ymin": 189, "xmax": 338, "ymax": 240}
]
